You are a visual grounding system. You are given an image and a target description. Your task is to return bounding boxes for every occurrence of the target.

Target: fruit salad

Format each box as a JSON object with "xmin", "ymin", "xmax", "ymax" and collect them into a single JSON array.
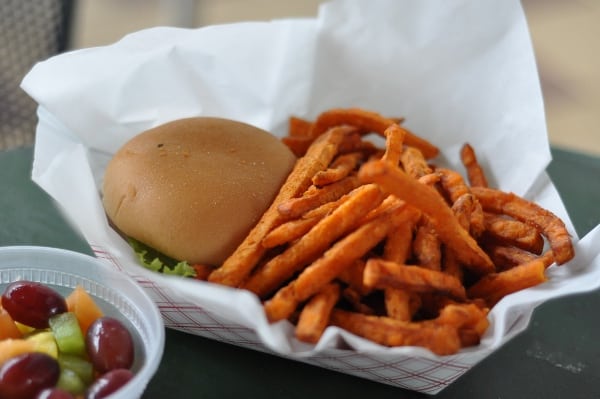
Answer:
[{"xmin": 0, "ymin": 281, "xmax": 136, "ymax": 399}]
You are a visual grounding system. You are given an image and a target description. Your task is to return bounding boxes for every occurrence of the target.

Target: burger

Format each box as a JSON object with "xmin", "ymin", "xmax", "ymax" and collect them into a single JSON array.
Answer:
[{"xmin": 102, "ymin": 117, "xmax": 297, "ymax": 276}]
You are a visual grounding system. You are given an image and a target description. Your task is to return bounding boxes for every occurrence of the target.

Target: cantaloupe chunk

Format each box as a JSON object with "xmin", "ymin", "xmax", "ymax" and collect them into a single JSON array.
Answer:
[
  {"xmin": 0, "ymin": 339, "xmax": 35, "ymax": 366},
  {"xmin": 65, "ymin": 285, "xmax": 104, "ymax": 334},
  {"xmin": 0, "ymin": 306, "xmax": 22, "ymax": 340}
]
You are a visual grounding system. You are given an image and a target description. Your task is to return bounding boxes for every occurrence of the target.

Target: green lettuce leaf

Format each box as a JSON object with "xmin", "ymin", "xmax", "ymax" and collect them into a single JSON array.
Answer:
[{"xmin": 128, "ymin": 238, "xmax": 197, "ymax": 278}]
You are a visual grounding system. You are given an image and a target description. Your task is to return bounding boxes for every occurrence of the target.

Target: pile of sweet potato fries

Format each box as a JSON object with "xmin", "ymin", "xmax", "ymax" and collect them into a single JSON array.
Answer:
[{"xmin": 207, "ymin": 108, "xmax": 575, "ymax": 355}]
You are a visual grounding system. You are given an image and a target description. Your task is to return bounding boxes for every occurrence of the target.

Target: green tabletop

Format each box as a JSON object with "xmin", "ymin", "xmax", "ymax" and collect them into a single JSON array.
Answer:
[{"xmin": 1, "ymin": 146, "xmax": 599, "ymax": 398}]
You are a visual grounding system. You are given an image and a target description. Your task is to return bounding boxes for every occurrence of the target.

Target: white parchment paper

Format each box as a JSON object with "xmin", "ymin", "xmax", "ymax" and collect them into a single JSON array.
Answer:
[{"xmin": 20, "ymin": 0, "xmax": 600, "ymax": 393}]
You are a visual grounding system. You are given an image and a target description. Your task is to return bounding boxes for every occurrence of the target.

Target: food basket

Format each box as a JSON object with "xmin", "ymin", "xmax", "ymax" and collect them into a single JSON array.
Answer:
[{"xmin": 20, "ymin": 0, "xmax": 600, "ymax": 393}]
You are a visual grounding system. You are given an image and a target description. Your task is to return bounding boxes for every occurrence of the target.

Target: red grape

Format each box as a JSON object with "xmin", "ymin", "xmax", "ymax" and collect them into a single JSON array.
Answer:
[
  {"xmin": 1, "ymin": 281, "xmax": 67, "ymax": 328},
  {"xmin": 86, "ymin": 317, "xmax": 134, "ymax": 373},
  {"xmin": 85, "ymin": 369, "xmax": 133, "ymax": 399},
  {"xmin": 0, "ymin": 352, "xmax": 60, "ymax": 399},
  {"xmin": 36, "ymin": 387, "xmax": 75, "ymax": 399}
]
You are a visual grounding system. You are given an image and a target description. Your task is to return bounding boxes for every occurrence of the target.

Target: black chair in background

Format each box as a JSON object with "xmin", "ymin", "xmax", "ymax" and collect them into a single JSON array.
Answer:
[{"xmin": 0, "ymin": 0, "xmax": 74, "ymax": 150}]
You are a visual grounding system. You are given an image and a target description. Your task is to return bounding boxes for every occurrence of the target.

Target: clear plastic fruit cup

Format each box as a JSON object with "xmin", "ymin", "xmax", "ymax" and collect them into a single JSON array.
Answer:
[{"xmin": 0, "ymin": 246, "xmax": 165, "ymax": 399}]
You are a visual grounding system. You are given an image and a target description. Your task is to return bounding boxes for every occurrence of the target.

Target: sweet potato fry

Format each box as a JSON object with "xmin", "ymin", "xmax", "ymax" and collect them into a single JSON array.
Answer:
[
  {"xmin": 264, "ymin": 201, "xmax": 412, "ymax": 322},
  {"xmin": 261, "ymin": 199, "xmax": 345, "ymax": 249},
  {"xmin": 437, "ymin": 168, "xmax": 470, "ymax": 203},
  {"xmin": 288, "ymin": 116, "xmax": 313, "ymax": 137},
  {"xmin": 337, "ymin": 259, "xmax": 371, "ymax": 296},
  {"xmin": 434, "ymin": 303, "xmax": 489, "ymax": 330},
  {"xmin": 364, "ymin": 258, "xmax": 467, "ymax": 300},
  {"xmin": 295, "ymin": 202, "xmax": 415, "ymax": 299},
  {"xmin": 260, "ymin": 213, "xmax": 319, "ymax": 249},
  {"xmin": 383, "ymin": 216, "xmax": 417, "ymax": 264},
  {"xmin": 460, "ymin": 143, "xmax": 489, "ymax": 187},
  {"xmin": 383, "ymin": 219, "xmax": 419, "ymax": 320},
  {"xmin": 277, "ymin": 175, "xmax": 361, "ymax": 219},
  {"xmin": 467, "ymin": 257, "xmax": 548, "ymax": 306},
  {"xmin": 417, "ymin": 172, "xmax": 441, "ymax": 186},
  {"xmin": 205, "ymin": 106, "xmax": 577, "ymax": 352},
  {"xmin": 243, "ymin": 183, "xmax": 385, "ymax": 297},
  {"xmin": 191, "ymin": 264, "xmax": 216, "ymax": 281},
  {"xmin": 413, "ymin": 220, "xmax": 442, "ymax": 270},
  {"xmin": 357, "ymin": 194, "xmax": 407, "ymax": 224},
  {"xmin": 337, "ymin": 130, "xmax": 375, "ymax": 155},
  {"xmin": 400, "ymin": 146, "xmax": 432, "ymax": 178},
  {"xmin": 368, "ymin": 150, "xmax": 387, "ymax": 163},
  {"xmin": 384, "ymin": 289, "xmax": 420, "ymax": 321},
  {"xmin": 390, "ymin": 116, "xmax": 406, "ymax": 124},
  {"xmin": 437, "ymin": 168, "xmax": 486, "ymax": 236},
  {"xmin": 432, "ymin": 303, "xmax": 489, "ymax": 347},
  {"xmin": 209, "ymin": 126, "xmax": 353, "ymax": 287},
  {"xmin": 472, "ymin": 186, "xmax": 574, "ymax": 265},
  {"xmin": 329, "ymin": 309, "xmax": 461, "ymax": 355},
  {"xmin": 438, "ymin": 169, "xmax": 487, "ymax": 236},
  {"xmin": 381, "ymin": 124, "xmax": 406, "ymax": 166},
  {"xmin": 442, "ymin": 247, "xmax": 463, "ymax": 282},
  {"xmin": 482, "ymin": 212, "xmax": 544, "ymax": 254},
  {"xmin": 281, "ymin": 136, "xmax": 313, "ymax": 157},
  {"xmin": 469, "ymin": 199, "xmax": 486, "ymax": 238},
  {"xmin": 295, "ymin": 282, "xmax": 341, "ymax": 344},
  {"xmin": 451, "ymin": 193, "xmax": 485, "ymax": 238},
  {"xmin": 451, "ymin": 194, "xmax": 472, "ymax": 232},
  {"xmin": 359, "ymin": 160, "xmax": 494, "ymax": 274},
  {"xmin": 484, "ymin": 243, "xmax": 538, "ymax": 271},
  {"xmin": 457, "ymin": 328, "xmax": 485, "ymax": 348},
  {"xmin": 311, "ymin": 152, "xmax": 363, "ymax": 186},
  {"xmin": 309, "ymin": 108, "xmax": 439, "ymax": 159}
]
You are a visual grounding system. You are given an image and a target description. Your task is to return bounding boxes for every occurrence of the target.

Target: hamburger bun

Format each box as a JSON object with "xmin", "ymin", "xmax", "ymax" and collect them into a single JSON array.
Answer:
[{"xmin": 102, "ymin": 117, "xmax": 296, "ymax": 266}]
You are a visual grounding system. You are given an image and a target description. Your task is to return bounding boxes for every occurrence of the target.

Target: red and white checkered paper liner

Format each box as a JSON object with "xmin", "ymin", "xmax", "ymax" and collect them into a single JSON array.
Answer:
[{"xmin": 92, "ymin": 245, "xmax": 492, "ymax": 394}]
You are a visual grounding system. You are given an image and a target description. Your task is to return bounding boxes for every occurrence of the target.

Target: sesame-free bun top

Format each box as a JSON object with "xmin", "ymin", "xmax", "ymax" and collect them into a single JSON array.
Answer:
[{"xmin": 102, "ymin": 117, "xmax": 296, "ymax": 266}]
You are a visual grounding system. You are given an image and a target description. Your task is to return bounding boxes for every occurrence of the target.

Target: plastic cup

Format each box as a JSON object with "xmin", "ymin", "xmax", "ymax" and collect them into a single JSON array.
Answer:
[{"xmin": 0, "ymin": 245, "xmax": 164, "ymax": 399}]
